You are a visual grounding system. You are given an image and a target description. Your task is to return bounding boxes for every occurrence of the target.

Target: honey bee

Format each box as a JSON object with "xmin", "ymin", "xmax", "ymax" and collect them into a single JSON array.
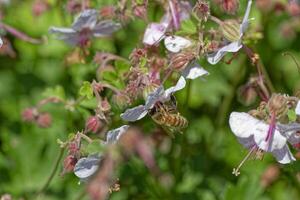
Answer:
[{"xmin": 148, "ymin": 95, "xmax": 188, "ymax": 137}]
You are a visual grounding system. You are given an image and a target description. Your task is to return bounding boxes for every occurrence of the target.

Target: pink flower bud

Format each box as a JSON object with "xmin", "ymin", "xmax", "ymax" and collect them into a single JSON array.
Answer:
[
  {"xmin": 68, "ymin": 141, "xmax": 79, "ymax": 155},
  {"xmin": 101, "ymin": 98, "xmax": 111, "ymax": 112},
  {"xmin": 99, "ymin": 6, "xmax": 116, "ymax": 19},
  {"xmin": 219, "ymin": 0, "xmax": 239, "ymax": 14},
  {"xmin": 133, "ymin": 5, "xmax": 147, "ymax": 20},
  {"xmin": 112, "ymin": 93, "xmax": 130, "ymax": 109},
  {"xmin": 21, "ymin": 108, "xmax": 37, "ymax": 122},
  {"xmin": 287, "ymin": 1, "xmax": 300, "ymax": 16},
  {"xmin": 63, "ymin": 155, "xmax": 77, "ymax": 173},
  {"xmin": 85, "ymin": 116, "xmax": 102, "ymax": 133},
  {"xmin": 32, "ymin": 0, "xmax": 49, "ymax": 17},
  {"xmin": 36, "ymin": 113, "xmax": 52, "ymax": 128}
]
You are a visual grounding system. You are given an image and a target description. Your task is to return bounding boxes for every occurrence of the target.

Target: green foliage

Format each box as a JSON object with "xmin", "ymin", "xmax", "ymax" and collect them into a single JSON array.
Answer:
[{"xmin": 79, "ymin": 81, "xmax": 93, "ymax": 100}]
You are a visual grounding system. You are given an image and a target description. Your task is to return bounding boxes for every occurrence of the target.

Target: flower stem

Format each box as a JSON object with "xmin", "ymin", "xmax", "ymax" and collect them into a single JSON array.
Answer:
[{"xmin": 36, "ymin": 147, "xmax": 65, "ymax": 198}]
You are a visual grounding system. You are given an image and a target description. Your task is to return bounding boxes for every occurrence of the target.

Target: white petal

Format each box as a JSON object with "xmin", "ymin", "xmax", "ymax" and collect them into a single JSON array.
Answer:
[
  {"xmin": 253, "ymin": 125, "xmax": 287, "ymax": 152},
  {"xmin": 93, "ymin": 20, "xmax": 121, "ymax": 37},
  {"xmin": 229, "ymin": 112, "xmax": 258, "ymax": 139},
  {"xmin": 164, "ymin": 36, "xmax": 192, "ymax": 53},
  {"xmin": 72, "ymin": 9, "xmax": 98, "ymax": 31},
  {"xmin": 106, "ymin": 125, "xmax": 130, "ymax": 144},
  {"xmin": 74, "ymin": 155, "xmax": 100, "ymax": 179},
  {"xmin": 207, "ymin": 41, "xmax": 242, "ymax": 64},
  {"xmin": 272, "ymin": 145, "xmax": 295, "ymax": 164},
  {"xmin": 163, "ymin": 76, "xmax": 186, "ymax": 100},
  {"xmin": 120, "ymin": 105, "xmax": 148, "ymax": 122},
  {"xmin": 0, "ymin": 37, "xmax": 3, "ymax": 47},
  {"xmin": 296, "ymin": 101, "xmax": 300, "ymax": 115},
  {"xmin": 240, "ymin": 0, "xmax": 253, "ymax": 34},
  {"xmin": 143, "ymin": 23, "xmax": 167, "ymax": 45},
  {"xmin": 181, "ymin": 61, "xmax": 209, "ymax": 79}
]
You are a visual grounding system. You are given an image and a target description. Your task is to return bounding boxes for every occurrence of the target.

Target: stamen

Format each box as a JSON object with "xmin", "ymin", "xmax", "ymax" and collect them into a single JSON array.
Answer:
[
  {"xmin": 265, "ymin": 113, "xmax": 276, "ymax": 151},
  {"xmin": 232, "ymin": 145, "xmax": 257, "ymax": 176}
]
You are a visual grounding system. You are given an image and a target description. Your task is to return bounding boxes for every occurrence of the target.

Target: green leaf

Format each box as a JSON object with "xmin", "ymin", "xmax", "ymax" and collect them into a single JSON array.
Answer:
[
  {"xmin": 287, "ymin": 109, "xmax": 297, "ymax": 122},
  {"xmin": 79, "ymin": 81, "xmax": 93, "ymax": 99},
  {"xmin": 114, "ymin": 60, "xmax": 130, "ymax": 75},
  {"xmin": 178, "ymin": 19, "xmax": 197, "ymax": 35},
  {"xmin": 85, "ymin": 140, "xmax": 104, "ymax": 154},
  {"xmin": 42, "ymin": 85, "xmax": 66, "ymax": 100}
]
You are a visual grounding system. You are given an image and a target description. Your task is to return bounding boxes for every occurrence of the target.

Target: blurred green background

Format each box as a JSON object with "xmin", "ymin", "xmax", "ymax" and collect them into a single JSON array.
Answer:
[{"xmin": 1, "ymin": 0, "xmax": 300, "ymax": 199}]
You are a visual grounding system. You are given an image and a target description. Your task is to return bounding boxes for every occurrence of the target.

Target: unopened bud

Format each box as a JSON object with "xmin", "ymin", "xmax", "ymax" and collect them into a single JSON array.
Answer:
[
  {"xmin": 171, "ymin": 52, "xmax": 195, "ymax": 71},
  {"xmin": 267, "ymin": 94, "xmax": 288, "ymax": 117},
  {"xmin": 36, "ymin": 113, "xmax": 52, "ymax": 128},
  {"xmin": 63, "ymin": 155, "xmax": 77, "ymax": 173},
  {"xmin": 238, "ymin": 85, "xmax": 257, "ymax": 106},
  {"xmin": 220, "ymin": 0, "xmax": 239, "ymax": 14},
  {"xmin": 143, "ymin": 83, "xmax": 159, "ymax": 101},
  {"xmin": 85, "ymin": 116, "xmax": 102, "ymax": 133},
  {"xmin": 112, "ymin": 93, "xmax": 130, "ymax": 109},
  {"xmin": 221, "ymin": 20, "xmax": 240, "ymax": 42},
  {"xmin": 22, "ymin": 108, "xmax": 37, "ymax": 122},
  {"xmin": 101, "ymin": 98, "xmax": 111, "ymax": 112},
  {"xmin": 193, "ymin": 0, "xmax": 210, "ymax": 21}
]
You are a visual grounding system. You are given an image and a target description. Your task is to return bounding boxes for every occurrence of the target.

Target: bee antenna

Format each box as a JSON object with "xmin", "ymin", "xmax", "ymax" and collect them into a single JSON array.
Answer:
[{"xmin": 282, "ymin": 52, "xmax": 300, "ymax": 75}]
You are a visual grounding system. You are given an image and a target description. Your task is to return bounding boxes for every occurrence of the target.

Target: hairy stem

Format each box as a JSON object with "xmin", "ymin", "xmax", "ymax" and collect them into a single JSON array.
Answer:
[{"xmin": 36, "ymin": 147, "xmax": 65, "ymax": 198}]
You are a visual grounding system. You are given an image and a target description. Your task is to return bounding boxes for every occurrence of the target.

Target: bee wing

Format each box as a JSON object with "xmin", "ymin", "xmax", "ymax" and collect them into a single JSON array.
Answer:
[
  {"xmin": 181, "ymin": 61, "xmax": 209, "ymax": 79},
  {"xmin": 121, "ymin": 105, "xmax": 148, "ymax": 122},
  {"xmin": 164, "ymin": 36, "xmax": 192, "ymax": 53},
  {"xmin": 106, "ymin": 125, "xmax": 130, "ymax": 144}
]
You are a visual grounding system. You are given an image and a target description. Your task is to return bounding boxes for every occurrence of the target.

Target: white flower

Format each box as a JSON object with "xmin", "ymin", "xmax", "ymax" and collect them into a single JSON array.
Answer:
[
  {"xmin": 230, "ymin": 112, "xmax": 296, "ymax": 164},
  {"xmin": 74, "ymin": 154, "xmax": 101, "ymax": 181},
  {"xmin": 121, "ymin": 76, "xmax": 186, "ymax": 122},
  {"xmin": 181, "ymin": 60, "xmax": 209, "ymax": 80},
  {"xmin": 207, "ymin": 0, "xmax": 252, "ymax": 64},
  {"xmin": 143, "ymin": 1, "xmax": 192, "ymax": 46},
  {"xmin": 164, "ymin": 35, "xmax": 192, "ymax": 53},
  {"xmin": 0, "ymin": 37, "xmax": 2, "ymax": 47},
  {"xmin": 74, "ymin": 125, "xmax": 130, "ymax": 181},
  {"xmin": 296, "ymin": 101, "xmax": 300, "ymax": 115},
  {"xmin": 49, "ymin": 9, "xmax": 121, "ymax": 46},
  {"xmin": 143, "ymin": 22, "xmax": 169, "ymax": 46},
  {"xmin": 106, "ymin": 125, "xmax": 130, "ymax": 144}
]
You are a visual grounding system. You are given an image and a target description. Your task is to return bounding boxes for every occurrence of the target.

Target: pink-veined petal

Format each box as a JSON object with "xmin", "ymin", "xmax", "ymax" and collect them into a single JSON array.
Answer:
[{"xmin": 143, "ymin": 23, "xmax": 167, "ymax": 45}]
